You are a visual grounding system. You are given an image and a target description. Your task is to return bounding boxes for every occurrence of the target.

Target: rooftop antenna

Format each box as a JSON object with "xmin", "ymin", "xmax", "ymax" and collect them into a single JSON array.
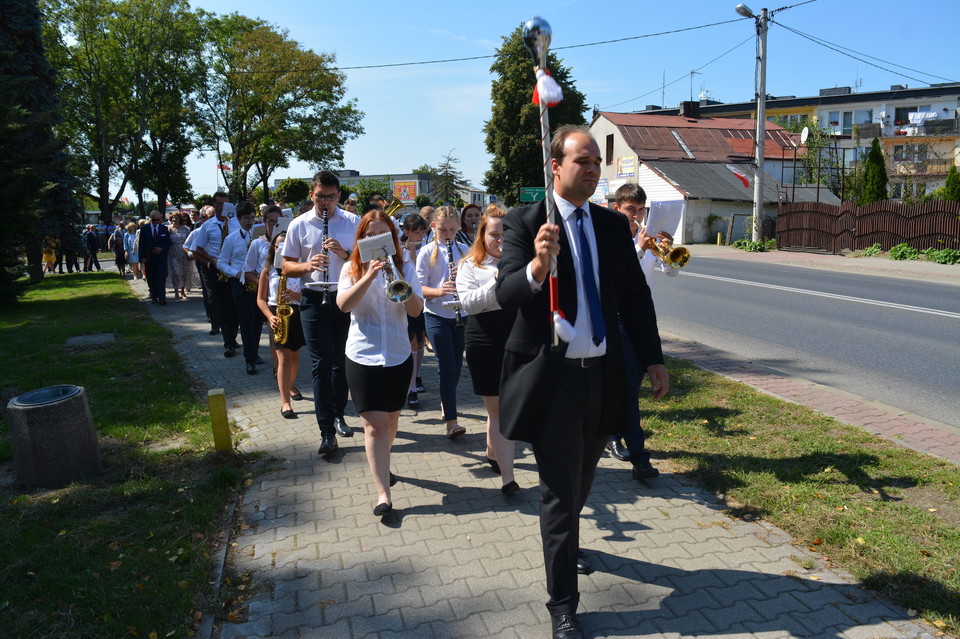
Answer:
[
  {"xmin": 661, "ymin": 70, "xmax": 666, "ymax": 109},
  {"xmin": 689, "ymin": 69, "xmax": 702, "ymax": 102}
]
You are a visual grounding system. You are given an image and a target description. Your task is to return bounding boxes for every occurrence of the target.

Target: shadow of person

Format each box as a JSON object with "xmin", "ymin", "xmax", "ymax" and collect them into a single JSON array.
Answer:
[{"xmin": 579, "ymin": 549, "xmax": 917, "ymax": 638}]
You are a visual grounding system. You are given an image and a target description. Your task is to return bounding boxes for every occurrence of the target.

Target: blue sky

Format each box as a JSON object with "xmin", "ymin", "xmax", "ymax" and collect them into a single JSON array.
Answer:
[{"xmin": 181, "ymin": 0, "xmax": 959, "ymax": 196}]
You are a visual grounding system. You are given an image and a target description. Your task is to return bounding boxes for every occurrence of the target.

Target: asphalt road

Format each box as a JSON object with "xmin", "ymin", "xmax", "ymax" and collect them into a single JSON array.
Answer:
[{"xmin": 652, "ymin": 257, "xmax": 960, "ymax": 428}]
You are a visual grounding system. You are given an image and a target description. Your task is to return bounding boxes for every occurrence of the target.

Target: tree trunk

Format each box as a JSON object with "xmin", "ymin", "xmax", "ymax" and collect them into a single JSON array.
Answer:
[{"xmin": 25, "ymin": 237, "xmax": 43, "ymax": 282}]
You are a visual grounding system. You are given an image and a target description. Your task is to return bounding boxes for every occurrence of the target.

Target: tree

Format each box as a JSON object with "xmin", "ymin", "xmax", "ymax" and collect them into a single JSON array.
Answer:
[
  {"xmin": 776, "ymin": 117, "xmax": 844, "ymax": 198},
  {"xmin": 351, "ymin": 176, "xmax": 392, "ymax": 209},
  {"xmin": 414, "ymin": 194, "xmax": 432, "ymax": 209},
  {"xmin": 433, "ymin": 151, "xmax": 465, "ymax": 205},
  {"xmin": 483, "ymin": 25, "xmax": 588, "ymax": 207},
  {"xmin": 858, "ymin": 137, "xmax": 888, "ymax": 205},
  {"xmin": 411, "ymin": 163, "xmax": 436, "ymax": 175},
  {"xmin": 2, "ymin": 0, "xmax": 84, "ymax": 298},
  {"xmin": 943, "ymin": 164, "xmax": 960, "ymax": 202},
  {"xmin": 273, "ymin": 177, "xmax": 309, "ymax": 207},
  {"xmin": 194, "ymin": 14, "xmax": 363, "ymax": 200}
]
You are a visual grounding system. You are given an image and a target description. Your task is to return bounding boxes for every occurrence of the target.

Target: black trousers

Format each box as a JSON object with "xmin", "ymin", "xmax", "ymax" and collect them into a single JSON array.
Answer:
[
  {"xmin": 531, "ymin": 361, "xmax": 607, "ymax": 616},
  {"xmin": 230, "ymin": 279, "xmax": 260, "ymax": 364},
  {"xmin": 300, "ymin": 289, "xmax": 350, "ymax": 434},
  {"xmin": 199, "ymin": 263, "xmax": 238, "ymax": 347},
  {"xmin": 144, "ymin": 254, "xmax": 168, "ymax": 302}
]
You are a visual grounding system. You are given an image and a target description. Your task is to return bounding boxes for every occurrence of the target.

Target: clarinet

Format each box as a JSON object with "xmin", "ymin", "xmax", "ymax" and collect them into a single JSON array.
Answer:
[
  {"xmin": 445, "ymin": 239, "xmax": 464, "ymax": 327},
  {"xmin": 320, "ymin": 208, "xmax": 331, "ymax": 305}
]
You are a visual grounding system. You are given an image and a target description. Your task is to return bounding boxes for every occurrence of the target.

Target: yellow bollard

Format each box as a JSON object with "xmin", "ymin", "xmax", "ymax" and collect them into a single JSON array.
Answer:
[
  {"xmin": 208, "ymin": 389, "xmax": 232, "ymax": 452},
  {"xmin": 717, "ymin": 232, "xmax": 723, "ymax": 245}
]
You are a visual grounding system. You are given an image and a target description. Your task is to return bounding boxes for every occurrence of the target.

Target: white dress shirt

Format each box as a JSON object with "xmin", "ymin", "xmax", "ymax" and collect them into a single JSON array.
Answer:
[
  {"xmin": 193, "ymin": 215, "xmax": 230, "ymax": 258},
  {"xmin": 243, "ymin": 236, "xmax": 270, "ymax": 275},
  {"xmin": 281, "ymin": 207, "xmax": 360, "ymax": 290},
  {"xmin": 266, "ymin": 268, "xmax": 302, "ymax": 307},
  {"xmin": 456, "ymin": 255, "xmax": 501, "ymax": 314},
  {"xmin": 217, "ymin": 227, "xmax": 254, "ymax": 283},
  {"xmin": 339, "ymin": 256, "xmax": 423, "ymax": 367},
  {"xmin": 416, "ymin": 239, "xmax": 470, "ymax": 319}
]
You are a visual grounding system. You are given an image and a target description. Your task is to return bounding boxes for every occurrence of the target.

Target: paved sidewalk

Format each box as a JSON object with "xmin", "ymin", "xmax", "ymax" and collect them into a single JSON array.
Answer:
[{"xmin": 128, "ymin": 275, "xmax": 944, "ymax": 639}]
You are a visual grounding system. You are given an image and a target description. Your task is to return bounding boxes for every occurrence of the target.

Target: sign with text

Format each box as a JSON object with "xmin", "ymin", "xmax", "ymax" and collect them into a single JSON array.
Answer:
[
  {"xmin": 393, "ymin": 181, "xmax": 417, "ymax": 201},
  {"xmin": 616, "ymin": 155, "xmax": 637, "ymax": 178},
  {"xmin": 520, "ymin": 186, "xmax": 546, "ymax": 202}
]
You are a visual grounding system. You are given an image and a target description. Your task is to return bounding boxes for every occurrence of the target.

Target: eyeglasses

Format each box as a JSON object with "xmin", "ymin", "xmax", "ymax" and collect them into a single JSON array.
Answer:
[{"xmin": 313, "ymin": 192, "xmax": 339, "ymax": 202}]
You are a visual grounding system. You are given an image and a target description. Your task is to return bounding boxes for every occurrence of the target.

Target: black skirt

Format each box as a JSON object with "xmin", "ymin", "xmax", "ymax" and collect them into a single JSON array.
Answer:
[
  {"xmin": 268, "ymin": 305, "xmax": 305, "ymax": 352},
  {"xmin": 407, "ymin": 311, "xmax": 426, "ymax": 340},
  {"xmin": 465, "ymin": 308, "xmax": 515, "ymax": 397},
  {"xmin": 346, "ymin": 356, "xmax": 413, "ymax": 413}
]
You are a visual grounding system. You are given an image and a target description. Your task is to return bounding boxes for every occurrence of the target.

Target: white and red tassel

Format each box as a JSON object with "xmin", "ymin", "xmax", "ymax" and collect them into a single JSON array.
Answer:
[{"xmin": 532, "ymin": 68, "xmax": 563, "ymax": 108}]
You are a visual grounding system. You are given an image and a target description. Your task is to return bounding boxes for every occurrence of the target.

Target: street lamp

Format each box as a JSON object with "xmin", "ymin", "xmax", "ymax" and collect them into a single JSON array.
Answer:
[{"xmin": 736, "ymin": 3, "xmax": 769, "ymax": 242}]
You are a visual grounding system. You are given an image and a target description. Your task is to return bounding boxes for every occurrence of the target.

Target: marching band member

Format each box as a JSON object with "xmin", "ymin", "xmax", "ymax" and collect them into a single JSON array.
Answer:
[
  {"xmin": 416, "ymin": 206, "xmax": 470, "ymax": 439},
  {"xmin": 217, "ymin": 201, "xmax": 261, "ymax": 374},
  {"xmin": 256, "ymin": 231, "xmax": 305, "ymax": 418},
  {"xmin": 400, "ymin": 214, "xmax": 429, "ymax": 408},
  {"xmin": 455, "ymin": 205, "xmax": 518, "ymax": 495},
  {"xmin": 337, "ymin": 210, "xmax": 424, "ymax": 516}
]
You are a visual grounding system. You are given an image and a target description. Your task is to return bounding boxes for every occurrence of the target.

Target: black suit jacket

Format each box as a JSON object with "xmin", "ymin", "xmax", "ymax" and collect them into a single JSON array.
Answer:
[
  {"xmin": 494, "ymin": 199, "xmax": 664, "ymax": 443},
  {"xmin": 138, "ymin": 223, "xmax": 171, "ymax": 263}
]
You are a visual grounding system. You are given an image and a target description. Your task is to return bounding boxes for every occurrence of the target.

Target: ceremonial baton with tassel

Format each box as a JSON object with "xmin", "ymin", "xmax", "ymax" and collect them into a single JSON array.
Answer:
[{"xmin": 521, "ymin": 17, "xmax": 568, "ymax": 348}]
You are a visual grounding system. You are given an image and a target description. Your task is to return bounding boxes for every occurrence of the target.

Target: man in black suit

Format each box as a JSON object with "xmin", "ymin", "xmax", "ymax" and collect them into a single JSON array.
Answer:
[
  {"xmin": 495, "ymin": 126, "xmax": 669, "ymax": 639},
  {"xmin": 139, "ymin": 210, "xmax": 171, "ymax": 305}
]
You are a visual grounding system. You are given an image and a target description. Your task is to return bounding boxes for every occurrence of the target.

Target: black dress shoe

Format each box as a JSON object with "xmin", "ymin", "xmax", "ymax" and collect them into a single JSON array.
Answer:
[
  {"xmin": 550, "ymin": 613, "xmax": 583, "ymax": 639},
  {"xmin": 606, "ymin": 436, "xmax": 629, "ymax": 461},
  {"xmin": 290, "ymin": 387, "xmax": 303, "ymax": 401},
  {"xmin": 246, "ymin": 362, "xmax": 257, "ymax": 375},
  {"xmin": 501, "ymin": 480, "xmax": 519, "ymax": 496},
  {"xmin": 632, "ymin": 461, "xmax": 660, "ymax": 481},
  {"xmin": 373, "ymin": 502, "xmax": 392, "ymax": 516},
  {"xmin": 254, "ymin": 355, "xmax": 264, "ymax": 365},
  {"xmin": 224, "ymin": 347, "xmax": 236, "ymax": 358},
  {"xmin": 333, "ymin": 416, "xmax": 352, "ymax": 438},
  {"xmin": 317, "ymin": 432, "xmax": 338, "ymax": 455},
  {"xmin": 281, "ymin": 408, "xmax": 297, "ymax": 419},
  {"xmin": 576, "ymin": 550, "xmax": 592, "ymax": 575},
  {"xmin": 485, "ymin": 456, "xmax": 501, "ymax": 475}
]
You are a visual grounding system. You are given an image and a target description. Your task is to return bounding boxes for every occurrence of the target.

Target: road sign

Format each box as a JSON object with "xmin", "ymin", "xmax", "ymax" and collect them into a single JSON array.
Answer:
[{"xmin": 519, "ymin": 187, "xmax": 545, "ymax": 202}]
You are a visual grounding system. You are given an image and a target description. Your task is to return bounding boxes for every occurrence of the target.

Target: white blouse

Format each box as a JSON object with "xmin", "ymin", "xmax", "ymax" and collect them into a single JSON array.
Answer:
[
  {"xmin": 455, "ymin": 254, "xmax": 501, "ymax": 314},
  {"xmin": 416, "ymin": 240, "xmax": 470, "ymax": 319},
  {"xmin": 339, "ymin": 256, "xmax": 423, "ymax": 367},
  {"xmin": 266, "ymin": 268, "xmax": 302, "ymax": 307}
]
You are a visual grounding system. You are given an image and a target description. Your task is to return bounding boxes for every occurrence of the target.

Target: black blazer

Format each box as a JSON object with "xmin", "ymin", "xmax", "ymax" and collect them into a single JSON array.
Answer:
[
  {"xmin": 494, "ymin": 199, "xmax": 664, "ymax": 443},
  {"xmin": 138, "ymin": 223, "xmax": 171, "ymax": 262}
]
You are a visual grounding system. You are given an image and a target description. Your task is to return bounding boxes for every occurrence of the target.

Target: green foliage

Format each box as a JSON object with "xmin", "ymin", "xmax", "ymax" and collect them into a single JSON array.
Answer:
[
  {"xmin": 351, "ymin": 176, "xmax": 392, "ymax": 210},
  {"xmin": 943, "ymin": 164, "xmax": 960, "ymax": 202},
  {"xmin": 411, "ymin": 163, "xmax": 436, "ymax": 175},
  {"xmin": 889, "ymin": 242, "xmax": 920, "ymax": 261},
  {"xmin": 922, "ymin": 248, "xmax": 960, "ymax": 265},
  {"xmin": 414, "ymin": 194, "xmax": 432, "ymax": 209},
  {"xmin": 858, "ymin": 138, "xmax": 888, "ymax": 204},
  {"xmin": 273, "ymin": 178, "xmax": 310, "ymax": 207},
  {"xmin": 732, "ymin": 239, "xmax": 768, "ymax": 252},
  {"xmin": 777, "ymin": 118, "xmax": 843, "ymax": 197},
  {"xmin": 483, "ymin": 25, "xmax": 588, "ymax": 207},
  {"xmin": 433, "ymin": 151, "xmax": 465, "ymax": 205},
  {"xmin": 860, "ymin": 243, "xmax": 882, "ymax": 257}
]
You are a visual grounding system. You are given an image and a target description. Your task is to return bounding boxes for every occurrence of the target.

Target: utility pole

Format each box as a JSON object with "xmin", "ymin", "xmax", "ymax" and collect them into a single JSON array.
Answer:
[{"xmin": 736, "ymin": 4, "xmax": 769, "ymax": 242}]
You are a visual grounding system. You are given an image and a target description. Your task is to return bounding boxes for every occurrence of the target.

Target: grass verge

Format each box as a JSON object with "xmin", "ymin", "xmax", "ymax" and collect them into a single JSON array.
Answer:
[
  {"xmin": 0, "ymin": 272, "xmax": 255, "ymax": 639},
  {"xmin": 644, "ymin": 357, "xmax": 960, "ymax": 636}
]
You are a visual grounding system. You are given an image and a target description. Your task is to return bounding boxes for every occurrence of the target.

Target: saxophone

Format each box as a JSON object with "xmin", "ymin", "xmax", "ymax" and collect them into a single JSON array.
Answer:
[{"xmin": 273, "ymin": 273, "xmax": 293, "ymax": 346}]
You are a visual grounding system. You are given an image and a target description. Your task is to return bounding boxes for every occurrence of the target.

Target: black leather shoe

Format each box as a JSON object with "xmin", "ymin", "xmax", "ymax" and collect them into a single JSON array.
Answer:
[
  {"xmin": 281, "ymin": 408, "xmax": 297, "ymax": 419},
  {"xmin": 407, "ymin": 391, "xmax": 419, "ymax": 409},
  {"xmin": 606, "ymin": 436, "xmax": 629, "ymax": 461},
  {"xmin": 333, "ymin": 416, "xmax": 353, "ymax": 438},
  {"xmin": 254, "ymin": 355, "xmax": 264, "ymax": 365},
  {"xmin": 576, "ymin": 550, "xmax": 592, "ymax": 575},
  {"xmin": 373, "ymin": 502, "xmax": 392, "ymax": 516},
  {"xmin": 290, "ymin": 387, "xmax": 303, "ymax": 401},
  {"xmin": 485, "ymin": 456, "xmax": 501, "ymax": 475},
  {"xmin": 246, "ymin": 362, "xmax": 257, "ymax": 375},
  {"xmin": 317, "ymin": 432, "xmax": 338, "ymax": 455},
  {"xmin": 550, "ymin": 613, "xmax": 583, "ymax": 639},
  {"xmin": 501, "ymin": 480, "xmax": 519, "ymax": 496},
  {"xmin": 224, "ymin": 347, "xmax": 236, "ymax": 358},
  {"xmin": 632, "ymin": 461, "xmax": 660, "ymax": 481}
]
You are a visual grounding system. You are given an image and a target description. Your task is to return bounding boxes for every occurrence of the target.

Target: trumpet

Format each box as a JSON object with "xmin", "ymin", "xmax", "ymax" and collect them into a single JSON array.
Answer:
[
  {"xmin": 355, "ymin": 231, "xmax": 413, "ymax": 303},
  {"xmin": 381, "ymin": 257, "xmax": 413, "ymax": 303},
  {"xmin": 650, "ymin": 239, "xmax": 690, "ymax": 269},
  {"xmin": 384, "ymin": 198, "xmax": 404, "ymax": 218}
]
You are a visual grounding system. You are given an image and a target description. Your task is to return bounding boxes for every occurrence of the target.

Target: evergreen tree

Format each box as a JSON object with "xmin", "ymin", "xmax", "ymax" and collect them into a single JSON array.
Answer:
[
  {"xmin": 1, "ymin": 0, "xmax": 84, "ymax": 301},
  {"xmin": 858, "ymin": 137, "xmax": 888, "ymax": 205},
  {"xmin": 483, "ymin": 25, "xmax": 588, "ymax": 208},
  {"xmin": 433, "ymin": 152, "xmax": 466, "ymax": 205},
  {"xmin": 942, "ymin": 164, "xmax": 960, "ymax": 202}
]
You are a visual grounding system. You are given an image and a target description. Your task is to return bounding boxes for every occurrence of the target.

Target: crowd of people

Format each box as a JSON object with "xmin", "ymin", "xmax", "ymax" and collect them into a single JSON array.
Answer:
[{"xmin": 105, "ymin": 127, "xmax": 678, "ymax": 639}]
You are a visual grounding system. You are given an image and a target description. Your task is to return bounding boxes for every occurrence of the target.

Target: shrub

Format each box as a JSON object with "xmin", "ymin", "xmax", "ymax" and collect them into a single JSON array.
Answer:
[
  {"xmin": 732, "ymin": 239, "xmax": 750, "ymax": 249},
  {"xmin": 889, "ymin": 243, "xmax": 920, "ymax": 261},
  {"xmin": 923, "ymin": 248, "xmax": 960, "ymax": 265},
  {"xmin": 861, "ymin": 243, "xmax": 882, "ymax": 257}
]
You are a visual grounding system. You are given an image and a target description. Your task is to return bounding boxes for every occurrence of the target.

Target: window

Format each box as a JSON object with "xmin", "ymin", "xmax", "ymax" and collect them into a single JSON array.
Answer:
[
  {"xmin": 894, "ymin": 105, "xmax": 932, "ymax": 126},
  {"xmin": 893, "ymin": 144, "xmax": 928, "ymax": 163},
  {"xmin": 826, "ymin": 109, "xmax": 873, "ymax": 134},
  {"xmin": 769, "ymin": 113, "xmax": 808, "ymax": 127},
  {"xmin": 605, "ymin": 134, "xmax": 614, "ymax": 165}
]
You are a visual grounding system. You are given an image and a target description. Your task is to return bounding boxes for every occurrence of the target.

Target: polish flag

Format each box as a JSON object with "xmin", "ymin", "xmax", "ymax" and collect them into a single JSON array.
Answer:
[{"xmin": 726, "ymin": 164, "xmax": 751, "ymax": 188}]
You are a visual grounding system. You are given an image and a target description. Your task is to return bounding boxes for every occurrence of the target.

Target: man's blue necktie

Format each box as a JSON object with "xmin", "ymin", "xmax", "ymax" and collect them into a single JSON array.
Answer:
[{"xmin": 575, "ymin": 208, "xmax": 606, "ymax": 346}]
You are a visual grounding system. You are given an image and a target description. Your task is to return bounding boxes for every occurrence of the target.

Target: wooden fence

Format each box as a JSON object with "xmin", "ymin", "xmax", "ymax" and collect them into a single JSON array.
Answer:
[{"xmin": 777, "ymin": 200, "xmax": 960, "ymax": 253}]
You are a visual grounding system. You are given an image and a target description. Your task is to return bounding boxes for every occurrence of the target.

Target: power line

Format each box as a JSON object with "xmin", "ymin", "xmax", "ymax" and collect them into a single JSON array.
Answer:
[
  {"xmin": 600, "ymin": 34, "xmax": 754, "ymax": 110},
  {"xmin": 771, "ymin": 19, "xmax": 958, "ymax": 86}
]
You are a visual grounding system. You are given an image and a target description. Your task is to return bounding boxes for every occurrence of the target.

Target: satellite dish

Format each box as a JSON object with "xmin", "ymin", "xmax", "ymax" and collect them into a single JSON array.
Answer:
[{"xmin": 800, "ymin": 126, "xmax": 810, "ymax": 144}]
